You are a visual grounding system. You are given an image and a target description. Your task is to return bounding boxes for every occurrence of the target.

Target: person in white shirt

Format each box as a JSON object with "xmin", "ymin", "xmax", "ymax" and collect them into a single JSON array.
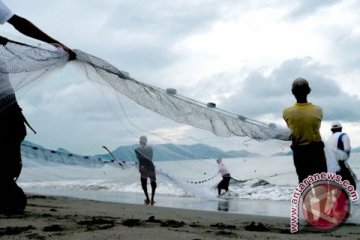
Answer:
[
  {"xmin": 327, "ymin": 122, "xmax": 351, "ymax": 159},
  {"xmin": 0, "ymin": 0, "xmax": 75, "ymax": 214},
  {"xmin": 326, "ymin": 122, "xmax": 357, "ymax": 189}
]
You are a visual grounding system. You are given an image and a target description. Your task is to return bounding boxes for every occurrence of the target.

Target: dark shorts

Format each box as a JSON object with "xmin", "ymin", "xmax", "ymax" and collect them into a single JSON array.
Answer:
[
  {"xmin": 0, "ymin": 103, "xmax": 27, "ymax": 180},
  {"xmin": 291, "ymin": 141, "xmax": 327, "ymax": 183},
  {"xmin": 0, "ymin": 103, "xmax": 27, "ymax": 213},
  {"xmin": 218, "ymin": 174, "xmax": 231, "ymax": 190},
  {"xmin": 140, "ymin": 171, "xmax": 156, "ymax": 182}
]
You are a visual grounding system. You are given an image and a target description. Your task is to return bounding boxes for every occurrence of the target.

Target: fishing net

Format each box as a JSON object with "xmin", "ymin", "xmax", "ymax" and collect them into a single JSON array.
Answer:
[
  {"xmin": 0, "ymin": 35, "xmax": 303, "ymax": 201},
  {"xmin": 0, "ymin": 35, "xmax": 290, "ymax": 141},
  {"xmin": 0, "ymin": 36, "xmax": 68, "ymax": 111}
]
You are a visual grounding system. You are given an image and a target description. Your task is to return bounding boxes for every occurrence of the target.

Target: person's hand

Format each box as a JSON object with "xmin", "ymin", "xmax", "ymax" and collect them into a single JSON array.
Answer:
[
  {"xmin": 51, "ymin": 43, "xmax": 76, "ymax": 60},
  {"xmin": 62, "ymin": 45, "xmax": 77, "ymax": 61}
]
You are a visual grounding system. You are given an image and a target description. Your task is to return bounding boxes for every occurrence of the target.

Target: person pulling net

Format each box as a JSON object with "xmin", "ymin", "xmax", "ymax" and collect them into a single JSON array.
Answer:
[{"xmin": 0, "ymin": 0, "xmax": 75, "ymax": 214}]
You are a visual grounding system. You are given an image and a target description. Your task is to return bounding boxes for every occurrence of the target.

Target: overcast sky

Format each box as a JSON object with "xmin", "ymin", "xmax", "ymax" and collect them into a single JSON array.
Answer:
[{"xmin": 3, "ymin": 0, "xmax": 360, "ymax": 155}]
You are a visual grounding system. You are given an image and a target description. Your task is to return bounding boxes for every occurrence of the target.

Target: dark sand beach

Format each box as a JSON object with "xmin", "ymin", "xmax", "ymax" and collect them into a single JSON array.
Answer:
[{"xmin": 1, "ymin": 195, "xmax": 360, "ymax": 239}]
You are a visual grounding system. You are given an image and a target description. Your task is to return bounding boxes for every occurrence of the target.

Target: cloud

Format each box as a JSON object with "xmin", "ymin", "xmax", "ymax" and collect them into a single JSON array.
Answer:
[
  {"xmin": 332, "ymin": 28, "xmax": 360, "ymax": 70},
  {"xmin": 6, "ymin": 0, "xmax": 360, "ymax": 151},
  {"xmin": 88, "ymin": 1, "xmax": 226, "ymax": 75},
  {"xmin": 193, "ymin": 57, "xmax": 360, "ymax": 122},
  {"xmin": 287, "ymin": 0, "xmax": 340, "ymax": 20}
]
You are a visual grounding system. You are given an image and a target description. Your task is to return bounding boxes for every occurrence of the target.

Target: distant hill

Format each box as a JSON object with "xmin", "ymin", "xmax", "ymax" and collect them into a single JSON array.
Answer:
[
  {"xmin": 21, "ymin": 140, "xmax": 360, "ymax": 162},
  {"xmin": 22, "ymin": 140, "xmax": 300, "ymax": 162},
  {"xmin": 96, "ymin": 143, "xmax": 260, "ymax": 161}
]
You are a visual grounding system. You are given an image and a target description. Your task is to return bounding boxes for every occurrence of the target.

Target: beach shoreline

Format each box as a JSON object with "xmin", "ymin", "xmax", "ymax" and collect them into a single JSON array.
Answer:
[
  {"xmin": 1, "ymin": 194, "xmax": 360, "ymax": 239},
  {"xmin": 20, "ymin": 188, "xmax": 295, "ymax": 217}
]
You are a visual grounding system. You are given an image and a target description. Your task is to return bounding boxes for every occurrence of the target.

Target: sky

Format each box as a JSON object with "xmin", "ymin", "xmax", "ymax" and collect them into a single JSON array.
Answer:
[{"xmin": 2, "ymin": 0, "xmax": 360, "ymax": 155}]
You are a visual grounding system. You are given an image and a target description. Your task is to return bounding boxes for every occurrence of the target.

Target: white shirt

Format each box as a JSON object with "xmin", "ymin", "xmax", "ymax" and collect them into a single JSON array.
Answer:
[
  {"xmin": 326, "ymin": 132, "xmax": 351, "ymax": 161},
  {"xmin": 0, "ymin": 1, "xmax": 15, "ymax": 106},
  {"xmin": 0, "ymin": 1, "xmax": 13, "ymax": 24}
]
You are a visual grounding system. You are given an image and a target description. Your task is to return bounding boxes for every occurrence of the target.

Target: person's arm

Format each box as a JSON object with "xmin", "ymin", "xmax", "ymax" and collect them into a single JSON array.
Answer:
[{"xmin": 7, "ymin": 14, "xmax": 76, "ymax": 60}]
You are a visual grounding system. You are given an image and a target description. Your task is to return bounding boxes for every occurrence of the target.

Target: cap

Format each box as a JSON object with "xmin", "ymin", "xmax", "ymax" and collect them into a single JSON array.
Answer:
[{"xmin": 331, "ymin": 122, "xmax": 342, "ymax": 129}]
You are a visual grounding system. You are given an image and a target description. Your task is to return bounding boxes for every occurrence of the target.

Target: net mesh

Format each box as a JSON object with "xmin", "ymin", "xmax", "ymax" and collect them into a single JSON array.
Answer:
[
  {"xmin": 0, "ymin": 36, "xmax": 68, "ymax": 110},
  {"xmin": 0, "ymin": 35, "xmax": 290, "ymax": 141}
]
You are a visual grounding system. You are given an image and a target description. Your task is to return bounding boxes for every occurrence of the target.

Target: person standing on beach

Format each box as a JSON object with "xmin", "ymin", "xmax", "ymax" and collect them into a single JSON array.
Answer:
[
  {"xmin": 0, "ymin": 0, "xmax": 75, "ymax": 214},
  {"xmin": 326, "ymin": 122, "xmax": 357, "ymax": 189},
  {"xmin": 283, "ymin": 78, "xmax": 327, "ymax": 182},
  {"xmin": 283, "ymin": 78, "xmax": 328, "ymax": 224},
  {"xmin": 135, "ymin": 136, "xmax": 157, "ymax": 205},
  {"xmin": 216, "ymin": 158, "xmax": 231, "ymax": 196}
]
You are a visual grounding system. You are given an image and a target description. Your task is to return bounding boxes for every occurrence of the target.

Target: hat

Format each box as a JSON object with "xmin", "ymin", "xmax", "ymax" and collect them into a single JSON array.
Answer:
[
  {"xmin": 292, "ymin": 78, "xmax": 309, "ymax": 90},
  {"xmin": 331, "ymin": 122, "xmax": 342, "ymax": 129}
]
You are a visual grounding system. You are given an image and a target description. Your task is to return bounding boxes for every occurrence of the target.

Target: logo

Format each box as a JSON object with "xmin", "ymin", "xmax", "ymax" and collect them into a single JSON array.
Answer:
[
  {"xmin": 290, "ymin": 172, "xmax": 358, "ymax": 233},
  {"xmin": 301, "ymin": 181, "xmax": 350, "ymax": 230}
]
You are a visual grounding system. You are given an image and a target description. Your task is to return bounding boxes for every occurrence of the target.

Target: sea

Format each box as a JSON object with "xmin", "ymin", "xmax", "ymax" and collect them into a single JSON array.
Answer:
[{"xmin": 18, "ymin": 144, "xmax": 360, "ymax": 223}]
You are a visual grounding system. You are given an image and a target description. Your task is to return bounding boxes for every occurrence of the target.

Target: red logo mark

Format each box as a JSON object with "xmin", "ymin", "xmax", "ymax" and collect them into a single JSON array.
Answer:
[{"xmin": 301, "ymin": 181, "xmax": 350, "ymax": 230}]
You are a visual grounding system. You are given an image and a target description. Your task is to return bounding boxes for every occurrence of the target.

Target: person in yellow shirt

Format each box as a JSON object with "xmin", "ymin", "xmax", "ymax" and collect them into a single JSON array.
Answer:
[{"xmin": 283, "ymin": 78, "xmax": 327, "ymax": 183}]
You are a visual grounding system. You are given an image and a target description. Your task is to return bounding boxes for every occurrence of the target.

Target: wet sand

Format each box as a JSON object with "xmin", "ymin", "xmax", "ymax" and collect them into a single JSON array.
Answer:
[{"xmin": 1, "ymin": 195, "xmax": 360, "ymax": 240}]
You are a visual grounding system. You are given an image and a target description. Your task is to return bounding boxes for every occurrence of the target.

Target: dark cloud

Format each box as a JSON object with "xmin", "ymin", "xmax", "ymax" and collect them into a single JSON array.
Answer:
[
  {"xmin": 287, "ymin": 0, "xmax": 340, "ymax": 20},
  {"xmin": 106, "ymin": 1, "xmax": 223, "ymax": 38},
  {"xmin": 194, "ymin": 58, "xmax": 360, "ymax": 122}
]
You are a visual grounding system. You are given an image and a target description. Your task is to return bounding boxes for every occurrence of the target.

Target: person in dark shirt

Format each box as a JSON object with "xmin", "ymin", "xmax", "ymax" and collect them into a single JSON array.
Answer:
[{"xmin": 135, "ymin": 136, "xmax": 156, "ymax": 205}]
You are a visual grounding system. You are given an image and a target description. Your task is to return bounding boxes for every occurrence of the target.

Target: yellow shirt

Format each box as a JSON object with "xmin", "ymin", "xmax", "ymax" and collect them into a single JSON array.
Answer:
[{"xmin": 283, "ymin": 103, "xmax": 322, "ymax": 145}]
